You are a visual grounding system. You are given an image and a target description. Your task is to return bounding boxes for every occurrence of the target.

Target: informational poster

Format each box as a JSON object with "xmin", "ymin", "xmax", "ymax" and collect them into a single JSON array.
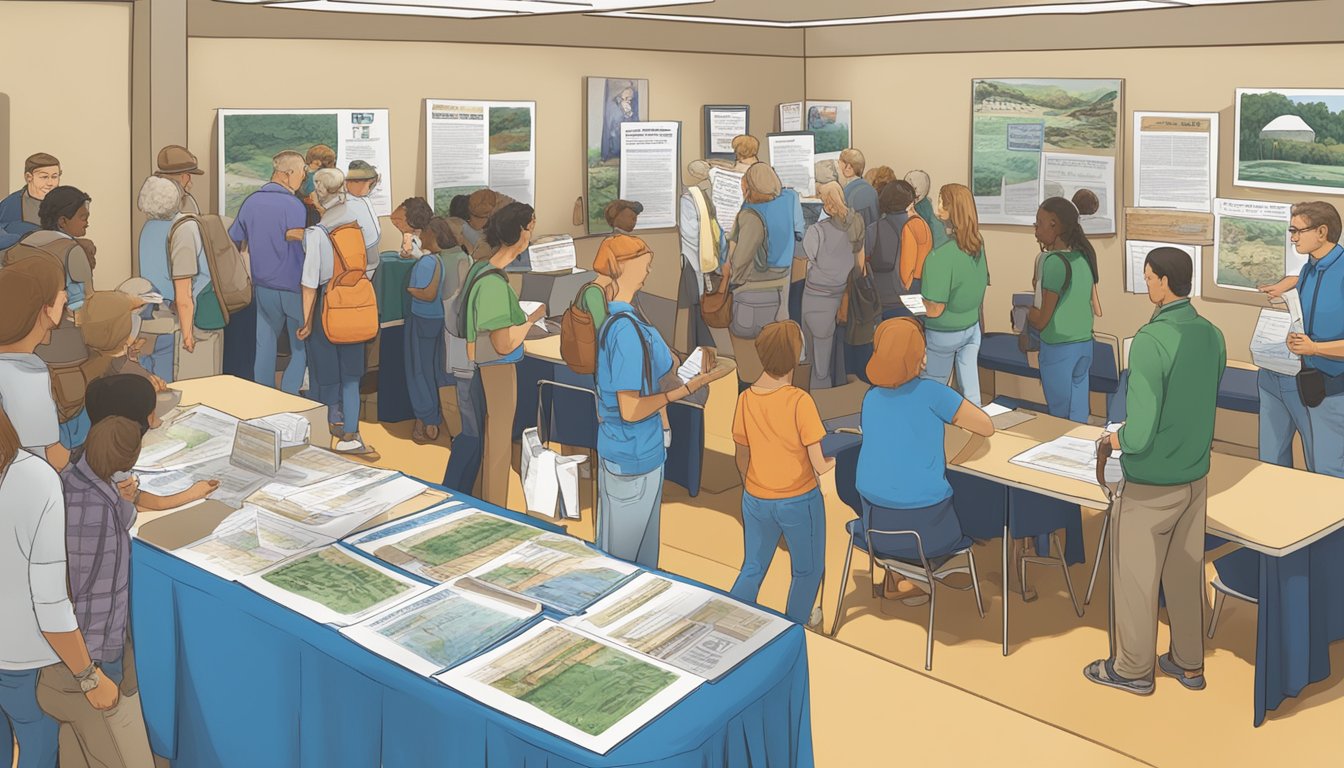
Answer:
[
  {"xmin": 1125, "ymin": 240, "xmax": 1201, "ymax": 296},
  {"xmin": 218, "ymin": 108, "xmax": 393, "ymax": 217},
  {"xmin": 1213, "ymin": 198, "xmax": 1293, "ymax": 292},
  {"xmin": 586, "ymin": 77, "xmax": 649, "ymax": 234},
  {"xmin": 709, "ymin": 167, "xmax": 744, "ymax": 236},
  {"xmin": 1132, "ymin": 111, "xmax": 1218, "ymax": 212},
  {"xmin": 1040, "ymin": 153, "xmax": 1116, "ymax": 235},
  {"xmin": 425, "ymin": 99, "xmax": 536, "ymax": 216},
  {"xmin": 618, "ymin": 121, "xmax": 680, "ymax": 230},
  {"xmin": 778, "ymin": 101, "xmax": 803, "ymax": 132},
  {"xmin": 970, "ymin": 78, "xmax": 1122, "ymax": 227},
  {"xmin": 704, "ymin": 105, "xmax": 748, "ymax": 159},
  {"xmin": 767, "ymin": 132, "xmax": 816, "ymax": 196},
  {"xmin": 804, "ymin": 100, "xmax": 852, "ymax": 161}
]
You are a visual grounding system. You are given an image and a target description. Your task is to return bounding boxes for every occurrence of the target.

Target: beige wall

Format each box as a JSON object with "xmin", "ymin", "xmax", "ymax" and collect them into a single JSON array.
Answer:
[
  {"xmin": 1, "ymin": 1, "xmax": 132, "ymax": 288},
  {"xmin": 807, "ymin": 42, "xmax": 1344, "ymax": 357},
  {"xmin": 187, "ymin": 37, "xmax": 802, "ymax": 299}
]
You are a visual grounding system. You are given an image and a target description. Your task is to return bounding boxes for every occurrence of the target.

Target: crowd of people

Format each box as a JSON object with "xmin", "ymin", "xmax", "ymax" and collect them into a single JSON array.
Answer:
[{"xmin": 2, "ymin": 129, "xmax": 1342, "ymax": 765}]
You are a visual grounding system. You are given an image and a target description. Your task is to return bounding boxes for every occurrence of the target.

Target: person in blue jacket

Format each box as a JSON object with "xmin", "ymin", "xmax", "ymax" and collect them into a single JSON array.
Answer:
[{"xmin": 0, "ymin": 152, "xmax": 61, "ymax": 250}]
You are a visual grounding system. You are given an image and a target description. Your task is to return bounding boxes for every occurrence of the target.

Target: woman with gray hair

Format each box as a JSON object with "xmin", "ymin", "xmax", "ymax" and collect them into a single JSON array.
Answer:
[
  {"xmin": 135, "ymin": 175, "xmax": 212, "ymax": 381},
  {"xmin": 296, "ymin": 168, "xmax": 379, "ymax": 459}
]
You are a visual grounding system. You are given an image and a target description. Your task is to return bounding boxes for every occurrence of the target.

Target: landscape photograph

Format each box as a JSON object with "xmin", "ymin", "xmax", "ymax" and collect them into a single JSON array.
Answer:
[{"xmin": 1236, "ymin": 88, "xmax": 1344, "ymax": 195}]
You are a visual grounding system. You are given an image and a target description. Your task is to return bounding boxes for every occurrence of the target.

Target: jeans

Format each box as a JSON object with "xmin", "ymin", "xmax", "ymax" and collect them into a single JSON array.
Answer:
[
  {"xmin": 730, "ymin": 488, "xmax": 825, "ymax": 623},
  {"xmin": 598, "ymin": 459, "xmax": 664, "ymax": 569},
  {"xmin": 0, "ymin": 667, "xmax": 59, "ymax": 768},
  {"xmin": 923, "ymin": 324, "xmax": 982, "ymax": 405},
  {"xmin": 1258, "ymin": 368, "xmax": 1314, "ymax": 471},
  {"xmin": 800, "ymin": 287, "xmax": 844, "ymax": 390},
  {"xmin": 308, "ymin": 290, "xmax": 365, "ymax": 435},
  {"xmin": 405, "ymin": 313, "xmax": 445, "ymax": 426},
  {"xmin": 1039, "ymin": 339, "xmax": 1093, "ymax": 423},
  {"xmin": 141, "ymin": 333, "xmax": 176, "ymax": 383},
  {"xmin": 254, "ymin": 286, "xmax": 307, "ymax": 394},
  {"xmin": 442, "ymin": 372, "xmax": 485, "ymax": 493},
  {"xmin": 1310, "ymin": 392, "xmax": 1344, "ymax": 479}
]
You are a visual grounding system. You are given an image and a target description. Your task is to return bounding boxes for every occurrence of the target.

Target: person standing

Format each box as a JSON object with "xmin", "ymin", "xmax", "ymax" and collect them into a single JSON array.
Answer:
[
  {"xmin": 921, "ymin": 183, "xmax": 989, "ymax": 405},
  {"xmin": 153, "ymin": 145, "xmax": 204, "ymax": 215},
  {"xmin": 0, "ymin": 152, "xmax": 61, "ymax": 250},
  {"xmin": 866, "ymin": 180, "xmax": 933, "ymax": 320},
  {"xmin": 905, "ymin": 170, "xmax": 950, "ymax": 253},
  {"xmin": 228, "ymin": 151, "xmax": 308, "ymax": 394},
  {"xmin": 1085, "ymin": 247, "xmax": 1225, "ymax": 695},
  {"xmin": 801, "ymin": 182, "xmax": 864, "ymax": 389},
  {"xmin": 731, "ymin": 135, "xmax": 760, "ymax": 173},
  {"xmin": 344, "ymin": 160, "xmax": 384, "ymax": 263},
  {"xmin": 729, "ymin": 321, "xmax": 833, "ymax": 625},
  {"xmin": 135, "ymin": 175, "xmax": 213, "ymax": 382},
  {"xmin": 399, "ymin": 200, "xmax": 447, "ymax": 444},
  {"xmin": 0, "ymin": 254, "xmax": 72, "ymax": 471},
  {"xmin": 838, "ymin": 149, "xmax": 879, "ymax": 229}
]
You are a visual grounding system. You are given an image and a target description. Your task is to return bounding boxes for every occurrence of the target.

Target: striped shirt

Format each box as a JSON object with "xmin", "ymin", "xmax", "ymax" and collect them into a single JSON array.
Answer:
[{"xmin": 61, "ymin": 457, "xmax": 137, "ymax": 662}]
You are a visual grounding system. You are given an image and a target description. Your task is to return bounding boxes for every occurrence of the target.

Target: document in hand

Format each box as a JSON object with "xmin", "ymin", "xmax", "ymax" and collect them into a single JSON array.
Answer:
[
  {"xmin": 1250, "ymin": 308, "xmax": 1301, "ymax": 376},
  {"xmin": 676, "ymin": 347, "xmax": 707, "ymax": 384},
  {"xmin": 899, "ymin": 294, "xmax": 928, "ymax": 316}
]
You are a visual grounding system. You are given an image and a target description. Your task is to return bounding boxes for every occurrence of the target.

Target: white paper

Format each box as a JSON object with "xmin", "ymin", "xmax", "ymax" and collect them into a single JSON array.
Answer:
[
  {"xmin": 466, "ymin": 534, "xmax": 640, "ymax": 615},
  {"xmin": 426, "ymin": 99, "xmax": 536, "ymax": 207},
  {"xmin": 276, "ymin": 446, "xmax": 363, "ymax": 487},
  {"xmin": 245, "ymin": 469, "xmax": 419, "ymax": 539},
  {"xmin": 899, "ymin": 294, "xmax": 928, "ymax": 315},
  {"xmin": 1009, "ymin": 435, "xmax": 1107, "ymax": 485},
  {"xmin": 251, "ymin": 413, "xmax": 311, "ymax": 447},
  {"xmin": 707, "ymin": 108, "xmax": 747, "ymax": 154},
  {"xmin": 982, "ymin": 402, "xmax": 1014, "ymax": 417},
  {"xmin": 347, "ymin": 504, "xmax": 543, "ymax": 583},
  {"xmin": 1282, "ymin": 287, "xmax": 1304, "ymax": 330},
  {"xmin": 1125, "ymin": 241, "xmax": 1201, "ymax": 297},
  {"xmin": 517, "ymin": 300, "xmax": 549, "ymax": 333},
  {"xmin": 1133, "ymin": 112, "xmax": 1218, "ymax": 212},
  {"xmin": 173, "ymin": 508, "xmax": 334, "ymax": 580},
  {"xmin": 708, "ymin": 167, "xmax": 745, "ymax": 237},
  {"xmin": 231, "ymin": 420, "xmax": 281, "ymax": 477},
  {"xmin": 778, "ymin": 101, "xmax": 803, "ymax": 132},
  {"xmin": 240, "ymin": 545, "xmax": 429, "ymax": 627},
  {"xmin": 528, "ymin": 236, "xmax": 577, "ymax": 274},
  {"xmin": 567, "ymin": 572, "xmax": 790, "ymax": 682},
  {"xmin": 1213, "ymin": 198, "xmax": 1293, "ymax": 292},
  {"xmin": 135, "ymin": 405, "xmax": 239, "ymax": 470},
  {"xmin": 1040, "ymin": 153, "xmax": 1116, "ymax": 235},
  {"xmin": 1250, "ymin": 308, "xmax": 1301, "ymax": 376},
  {"xmin": 437, "ymin": 620, "xmax": 702, "ymax": 755},
  {"xmin": 619, "ymin": 122, "xmax": 680, "ymax": 230},
  {"xmin": 767, "ymin": 133, "xmax": 816, "ymax": 194},
  {"xmin": 676, "ymin": 347, "xmax": 707, "ymax": 384}
]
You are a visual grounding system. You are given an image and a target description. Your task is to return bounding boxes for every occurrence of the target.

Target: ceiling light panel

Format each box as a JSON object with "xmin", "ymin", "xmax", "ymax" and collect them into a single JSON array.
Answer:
[{"xmin": 218, "ymin": 0, "xmax": 708, "ymax": 16}]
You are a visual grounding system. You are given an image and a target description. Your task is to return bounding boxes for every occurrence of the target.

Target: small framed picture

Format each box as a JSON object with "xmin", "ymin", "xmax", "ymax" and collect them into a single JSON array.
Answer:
[{"xmin": 704, "ymin": 105, "xmax": 750, "ymax": 161}]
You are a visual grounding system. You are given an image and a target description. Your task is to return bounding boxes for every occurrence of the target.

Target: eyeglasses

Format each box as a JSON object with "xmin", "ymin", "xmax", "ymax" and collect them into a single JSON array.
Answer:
[{"xmin": 1288, "ymin": 225, "xmax": 1323, "ymax": 236}]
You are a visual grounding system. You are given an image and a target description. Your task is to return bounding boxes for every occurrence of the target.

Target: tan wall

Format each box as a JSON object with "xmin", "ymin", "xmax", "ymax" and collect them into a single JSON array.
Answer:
[
  {"xmin": 807, "ymin": 42, "xmax": 1344, "ymax": 358},
  {"xmin": 1, "ymin": 1, "xmax": 133, "ymax": 288},
  {"xmin": 187, "ymin": 37, "xmax": 802, "ymax": 299}
]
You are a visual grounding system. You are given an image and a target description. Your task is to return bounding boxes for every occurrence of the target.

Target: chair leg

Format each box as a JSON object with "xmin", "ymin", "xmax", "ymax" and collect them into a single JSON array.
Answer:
[
  {"xmin": 1085, "ymin": 512, "xmax": 1110, "ymax": 606},
  {"xmin": 925, "ymin": 569, "xmax": 937, "ymax": 671},
  {"xmin": 1207, "ymin": 588, "xmax": 1227, "ymax": 639},
  {"xmin": 1052, "ymin": 533, "xmax": 1084, "ymax": 618},
  {"xmin": 830, "ymin": 545, "xmax": 855, "ymax": 638},
  {"xmin": 966, "ymin": 549, "xmax": 985, "ymax": 618}
]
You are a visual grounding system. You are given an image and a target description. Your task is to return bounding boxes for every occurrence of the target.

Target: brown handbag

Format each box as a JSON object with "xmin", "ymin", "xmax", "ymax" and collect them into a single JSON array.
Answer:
[{"xmin": 700, "ymin": 262, "xmax": 733, "ymax": 329}]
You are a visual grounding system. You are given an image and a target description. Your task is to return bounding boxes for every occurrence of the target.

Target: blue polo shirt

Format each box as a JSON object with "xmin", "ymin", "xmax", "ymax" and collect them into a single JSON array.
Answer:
[
  {"xmin": 228, "ymin": 182, "xmax": 307, "ymax": 293},
  {"xmin": 408, "ymin": 254, "xmax": 445, "ymax": 320},
  {"xmin": 1298, "ymin": 243, "xmax": 1344, "ymax": 378},
  {"xmin": 856, "ymin": 378, "xmax": 963, "ymax": 509},
  {"xmin": 595, "ymin": 303, "xmax": 674, "ymax": 475}
]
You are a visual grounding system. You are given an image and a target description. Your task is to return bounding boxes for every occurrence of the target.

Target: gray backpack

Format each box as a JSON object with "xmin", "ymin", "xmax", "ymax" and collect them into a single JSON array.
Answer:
[{"xmin": 443, "ymin": 263, "xmax": 506, "ymax": 377}]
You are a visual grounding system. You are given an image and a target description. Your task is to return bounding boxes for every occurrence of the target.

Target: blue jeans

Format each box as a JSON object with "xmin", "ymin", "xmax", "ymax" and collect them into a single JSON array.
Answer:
[
  {"xmin": 1039, "ymin": 339, "xmax": 1093, "ymax": 423},
  {"xmin": 597, "ymin": 459, "xmax": 664, "ymax": 569},
  {"xmin": 0, "ymin": 667, "xmax": 59, "ymax": 768},
  {"xmin": 254, "ymin": 286, "xmax": 307, "ymax": 394},
  {"xmin": 1310, "ymin": 392, "xmax": 1344, "ymax": 479},
  {"xmin": 141, "ymin": 332, "xmax": 176, "ymax": 383},
  {"xmin": 405, "ymin": 313, "xmax": 445, "ymax": 426},
  {"xmin": 308, "ymin": 290, "xmax": 365, "ymax": 434},
  {"xmin": 923, "ymin": 324, "xmax": 982, "ymax": 405},
  {"xmin": 1258, "ymin": 368, "xmax": 1314, "ymax": 471},
  {"xmin": 442, "ymin": 372, "xmax": 485, "ymax": 493},
  {"xmin": 731, "ymin": 488, "xmax": 825, "ymax": 624}
]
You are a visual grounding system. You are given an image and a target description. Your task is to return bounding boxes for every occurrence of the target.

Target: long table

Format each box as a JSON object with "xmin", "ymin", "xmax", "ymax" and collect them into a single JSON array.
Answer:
[{"xmin": 131, "ymin": 377, "xmax": 813, "ymax": 767}]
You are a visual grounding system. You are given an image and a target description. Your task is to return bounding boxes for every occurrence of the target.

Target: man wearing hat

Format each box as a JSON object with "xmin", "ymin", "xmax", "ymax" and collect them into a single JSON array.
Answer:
[
  {"xmin": 0, "ymin": 152, "xmax": 62, "ymax": 250},
  {"xmin": 155, "ymin": 145, "xmax": 204, "ymax": 215},
  {"xmin": 344, "ymin": 160, "xmax": 383, "ymax": 259}
]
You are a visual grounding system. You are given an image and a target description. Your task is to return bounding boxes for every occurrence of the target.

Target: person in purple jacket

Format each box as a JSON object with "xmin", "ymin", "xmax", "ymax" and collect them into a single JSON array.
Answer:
[{"xmin": 227, "ymin": 151, "xmax": 308, "ymax": 394}]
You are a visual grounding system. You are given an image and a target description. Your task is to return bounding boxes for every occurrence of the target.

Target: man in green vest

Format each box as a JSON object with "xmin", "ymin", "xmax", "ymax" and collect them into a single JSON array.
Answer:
[{"xmin": 1085, "ymin": 246, "xmax": 1226, "ymax": 696}]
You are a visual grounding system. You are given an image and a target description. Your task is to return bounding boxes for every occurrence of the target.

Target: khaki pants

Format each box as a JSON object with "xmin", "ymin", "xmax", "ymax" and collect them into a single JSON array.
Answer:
[
  {"xmin": 479, "ymin": 363, "xmax": 517, "ymax": 508},
  {"xmin": 37, "ymin": 642, "xmax": 153, "ymax": 768},
  {"xmin": 174, "ymin": 328, "xmax": 222, "ymax": 381},
  {"xmin": 1110, "ymin": 477, "xmax": 1209, "ymax": 680}
]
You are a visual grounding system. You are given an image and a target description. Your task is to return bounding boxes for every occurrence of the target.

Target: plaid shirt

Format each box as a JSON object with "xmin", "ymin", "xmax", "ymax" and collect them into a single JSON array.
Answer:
[{"xmin": 60, "ymin": 457, "xmax": 136, "ymax": 662}]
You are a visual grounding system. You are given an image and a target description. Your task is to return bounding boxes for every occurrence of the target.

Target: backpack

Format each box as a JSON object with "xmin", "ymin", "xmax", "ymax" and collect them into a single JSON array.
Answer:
[
  {"xmin": 444, "ymin": 263, "xmax": 507, "ymax": 373},
  {"xmin": 560, "ymin": 282, "xmax": 608, "ymax": 375},
  {"xmin": 1018, "ymin": 251, "xmax": 1073, "ymax": 353},
  {"xmin": 169, "ymin": 214, "xmax": 252, "ymax": 329},
  {"xmin": 7, "ymin": 231, "xmax": 90, "ymax": 311},
  {"xmin": 840, "ymin": 266, "xmax": 882, "ymax": 346},
  {"xmin": 319, "ymin": 222, "xmax": 378, "ymax": 344},
  {"xmin": 869, "ymin": 212, "xmax": 909, "ymax": 274},
  {"xmin": 597, "ymin": 312, "xmax": 655, "ymax": 419}
]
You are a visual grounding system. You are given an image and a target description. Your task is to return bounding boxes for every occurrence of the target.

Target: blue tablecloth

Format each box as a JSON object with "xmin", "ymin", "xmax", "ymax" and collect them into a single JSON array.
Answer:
[{"xmin": 131, "ymin": 495, "xmax": 812, "ymax": 767}]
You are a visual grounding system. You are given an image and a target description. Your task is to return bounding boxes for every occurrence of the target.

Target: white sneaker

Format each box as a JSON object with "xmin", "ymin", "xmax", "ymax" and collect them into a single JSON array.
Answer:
[{"xmin": 806, "ymin": 607, "xmax": 823, "ymax": 629}]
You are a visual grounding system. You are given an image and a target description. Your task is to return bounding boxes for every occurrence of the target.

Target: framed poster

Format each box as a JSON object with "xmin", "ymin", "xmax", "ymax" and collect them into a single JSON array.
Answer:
[
  {"xmin": 585, "ymin": 76, "xmax": 649, "ymax": 234},
  {"xmin": 969, "ymin": 78, "xmax": 1123, "ymax": 233},
  {"xmin": 703, "ymin": 105, "xmax": 749, "ymax": 161},
  {"xmin": 1235, "ymin": 88, "xmax": 1344, "ymax": 195},
  {"xmin": 619, "ymin": 121, "xmax": 681, "ymax": 230},
  {"xmin": 1213, "ymin": 198, "xmax": 1294, "ymax": 293},
  {"xmin": 1132, "ymin": 111, "xmax": 1218, "ymax": 212},
  {"xmin": 425, "ymin": 99, "xmax": 536, "ymax": 216},
  {"xmin": 804, "ymin": 100, "xmax": 851, "ymax": 161}
]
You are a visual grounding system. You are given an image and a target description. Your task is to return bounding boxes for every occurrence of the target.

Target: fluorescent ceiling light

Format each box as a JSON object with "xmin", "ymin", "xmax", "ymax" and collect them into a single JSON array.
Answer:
[
  {"xmin": 216, "ymin": 0, "xmax": 708, "ymax": 17},
  {"xmin": 259, "ymin": 1, "xmax": 515, "ymax": 15}
]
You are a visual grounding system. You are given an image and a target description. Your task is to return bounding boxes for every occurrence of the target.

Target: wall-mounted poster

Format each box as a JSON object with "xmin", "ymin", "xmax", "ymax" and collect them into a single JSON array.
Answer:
[
  {"xmin": 703, "ymin": 105, "xmax": 748, "ymax": 161},
  {"xmin": 218, "ymin": 108, "xmax": 393, "ymax": 217},
  {"xmin": 1132, "ymin": 111, "xmax": 1218, "ymax": 212},
  {"xmin": 619, "ymin": 122, "xmax": 681, "ymax": 231},
  {"xmin": 970, "ymin": 78, "xmax": 1122, "ymax": 232},
  {"xmin": 804, "ymin": 100, "xmax": 851, "ymax": 161},
  {"xmin": 1235, "ymin": 88, "xmax": 1344, "ymax": 195},
  {"xmin": 778, "ymin": 101, "xmax": 803, "ymax": 132},
  {"xmin": 425, "ymin": 99, "xmax": 536, "ymax": 217},
  {"xmin": 1213, "ymin": 198, "xmax": 1294, "ymax": 293},
  {"xmin": 586, "ymin": 76, "xmax": 649, "ymax": 234}
]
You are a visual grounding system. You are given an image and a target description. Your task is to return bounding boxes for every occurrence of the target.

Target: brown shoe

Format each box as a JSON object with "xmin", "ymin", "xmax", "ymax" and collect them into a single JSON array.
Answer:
[
  {"xmin": 425, "ymin": 424, "xmax": 441, "ymax": 442},
  {"xmin": 411, "ymin": 420, "xmax": 428, "ymax": 445}
]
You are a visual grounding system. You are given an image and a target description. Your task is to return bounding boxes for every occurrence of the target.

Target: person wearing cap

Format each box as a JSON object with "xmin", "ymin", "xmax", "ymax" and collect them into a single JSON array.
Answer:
[
  {"xmin": 595, "ymin": 235, "xmax": 727, "ymax": 567},
  {"xmin": 839, "ymin": 148, "xmax": 879, "ymax": 229},
  {"xmin": 136, "ymin": 175, "xmax": 215, "ymax": 382},
  {"xmin": 154, "ymin": 145, "xmax": 204, "ymax": 215},
  {"xmin": 0, "ymin": 254, "xmax": 72, "ymax": 471},
  {"xmin": 0, "ymin": 152, "xmax": 62, "ymax": 250},
  {"xmin": 857, "ymin": 317, "xmax": 994, "ymax": 602},
  {"xmin": 228, "ymin": 150, "xmax": 308, "ymax": 394},
  {"xmin": 344, "ymin": 160, "xmax": 383, "ymax": 264}
]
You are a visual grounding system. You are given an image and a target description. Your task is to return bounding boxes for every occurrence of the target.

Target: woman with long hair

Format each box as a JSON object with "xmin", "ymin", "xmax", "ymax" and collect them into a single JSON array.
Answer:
[
  {"xmin": 801, "ymin": 182, "xmax": 865, "ymax": 389},
  {"xmin": 920, "ymin": 184, "xmax": 989, "ymax": 405}
]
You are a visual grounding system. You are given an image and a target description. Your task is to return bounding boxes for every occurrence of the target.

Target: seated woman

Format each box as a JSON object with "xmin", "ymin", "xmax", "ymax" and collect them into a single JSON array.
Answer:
[
  {"xmin": 729, "ymin": 321, "xmax": 834, "ymax": 625},
  {"xmin": 857, "ymin": 317, "xmax": 994, "ymax": 601},
  {"xmin": 801, "ymin": 182, "xmax": 864, "ymax": 389}
]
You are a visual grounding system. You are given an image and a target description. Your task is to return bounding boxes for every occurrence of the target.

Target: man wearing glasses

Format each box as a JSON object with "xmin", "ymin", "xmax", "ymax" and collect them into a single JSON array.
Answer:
[{"xmin": 1260, "ymin": 201, "xmax": 1344, "ymax": 478}]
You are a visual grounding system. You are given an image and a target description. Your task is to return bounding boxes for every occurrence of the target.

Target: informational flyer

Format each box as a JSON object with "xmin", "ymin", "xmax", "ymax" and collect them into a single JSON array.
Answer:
[
  {"xmin": 1125, "ymin": 240, "xmax": 1201, "ymax": 296},
  {"xmin": 217, "ymin": 108, "xmax": 394, "ymax": 217},
  {"xmin": 1040, "ymin": 153, "xmax": 1116, "ymax": 235},
  {"xmin": 767, "ymin": 132, "xmax": 816, "ymax": 196},
  {"xmin": 1250, "ymin": 308, "xmax": 1302, "ymax": 376},
  {"xmin": 425, "ymin": 99, "xmax": 536, "ymax": 215},
  {"xmin": 619, "ymin": 121, "xmax": 680, "ymax": 230},
  {"xmin": 777, "ymin": 101, "xmax": 803, "ymax": 132},
  {"xmin": 708, "ymin": 167, "xmax": 744, "ymax": 236},
  {"xmin": 804, "ymin": 100, "xmax": 852, "ymax": 161},
  {"xmin": 1213, "ymin": 198, "xmax": 1294, "ymax": 292},
  {"xmin": 705, "ymin": 106, "xmax": 748, "ymax": 156},
  {"xmin": 1132, "ymin": 112, "xmax": 1218, "ymax": 212}
]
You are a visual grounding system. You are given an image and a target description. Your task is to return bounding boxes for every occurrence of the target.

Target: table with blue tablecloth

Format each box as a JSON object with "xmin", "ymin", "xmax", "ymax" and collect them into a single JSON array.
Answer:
[{"xmin": 131, "ymin": 491, "xmax": 812, "ymax": 767}]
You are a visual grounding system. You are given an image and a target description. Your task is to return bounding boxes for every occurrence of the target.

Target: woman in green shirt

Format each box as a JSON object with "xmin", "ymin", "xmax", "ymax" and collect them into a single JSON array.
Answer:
[
  {"xmin": 1027, "ymin": 197, "xmax": 1102, "ymax": 422},
  {"xmin": 920, "ymin": 183, "xmax": 989, "ymax": 405}
]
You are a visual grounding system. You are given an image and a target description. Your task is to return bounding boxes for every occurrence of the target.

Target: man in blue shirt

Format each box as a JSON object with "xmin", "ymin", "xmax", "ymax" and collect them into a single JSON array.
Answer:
[
  {"xmin": 228, "ymin": 151, "xmax": 308, "ymax": 394},
  {"xmin": 0, "ymin": 152, "xmax": 61, "ymax": 250},
  {"xmin": 838, "ymin": 148, "xmax": 879, "ymax": 229}
]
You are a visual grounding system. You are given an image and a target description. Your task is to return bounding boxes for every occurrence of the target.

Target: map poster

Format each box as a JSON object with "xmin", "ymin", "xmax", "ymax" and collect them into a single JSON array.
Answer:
[
  {"xmin": 1213, "ymin": 198, "xmax": 1294, "ymax": 293},
  {"xmin": 465, "ymin": 534, "xmax": 640, "ymax": 615},
  {"xmin": 240, "ymin": 545, "xmax": 429, "ymax": 626}
]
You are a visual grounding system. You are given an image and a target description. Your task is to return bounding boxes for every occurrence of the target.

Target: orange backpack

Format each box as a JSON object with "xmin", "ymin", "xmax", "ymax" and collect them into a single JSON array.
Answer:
[{"xmin": 320, "ymin": 222, "xmax": 378, "ymax": 344}]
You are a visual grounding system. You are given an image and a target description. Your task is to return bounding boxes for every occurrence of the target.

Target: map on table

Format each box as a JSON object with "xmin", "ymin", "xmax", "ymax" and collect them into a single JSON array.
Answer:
[
  {"xmin": 437, "ymin": 620, "xmax": 702, "ymax": 754},
  {"xmin": 240, "ymin": 545, "xmax": 429, "ymax": 626},
  {"xmin": 466, "ymin": 534, "xmax": 639, "ymax": 615},
  {"xmin": 347, "ymin": 504, "xmax": 542, "ymax": 582},
  {"xmin": 173, "ymin": 507, "xmax": 333, "ymax": 580}
]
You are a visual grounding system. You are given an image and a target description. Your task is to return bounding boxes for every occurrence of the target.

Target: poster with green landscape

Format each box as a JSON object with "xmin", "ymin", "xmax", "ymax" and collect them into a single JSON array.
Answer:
[
  {"xmin": 1235, "ymin": 88, "xmax": 1344, "ymax": 195},
  {"xmin": 221, "ymin": 111, "xmax": 338, "ymax": 218},
  {"xmin": 586, "ymin": 77, "xmax": 648, "ymax": 234}
]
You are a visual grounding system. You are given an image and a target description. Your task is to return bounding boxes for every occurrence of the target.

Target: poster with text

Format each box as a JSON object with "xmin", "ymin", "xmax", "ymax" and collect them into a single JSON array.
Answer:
[
  {"xmin": 1235, "ymin": 88, "xmax": 1344, "ymax": 196},
  {"xmin": 425, "ymin": 99, "xmax": 536, "ymax": 217},
  {"xmin": 218, "ymin": 108, "xmax": 393, "ymax": 218},
  {"xmin": 1132, "ymin": 111, "xmax": 1217, "ymax": 212},
  {"xmin": 586, "ymin": 77, "xmax": 649, "ymax": 234},
  {"xmin": 619, "ymin": 122, "xmax": 681, "ymax": 230}
]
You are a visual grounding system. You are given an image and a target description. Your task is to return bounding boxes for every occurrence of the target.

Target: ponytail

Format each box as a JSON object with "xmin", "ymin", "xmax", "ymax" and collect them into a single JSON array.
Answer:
[{"xmin": 1040, "ymin": 196, "xmax": 1099, "ymax": 284}]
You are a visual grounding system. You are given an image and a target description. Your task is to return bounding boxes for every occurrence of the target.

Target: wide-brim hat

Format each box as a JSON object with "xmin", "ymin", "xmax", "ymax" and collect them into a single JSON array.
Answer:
[
  {"xmin": 157, "ymin": 145, "xmax": 203, "ymax": 175},
  {"xmin": 347, "ymin": 160, "xmax": 380, "ymax": 181}
]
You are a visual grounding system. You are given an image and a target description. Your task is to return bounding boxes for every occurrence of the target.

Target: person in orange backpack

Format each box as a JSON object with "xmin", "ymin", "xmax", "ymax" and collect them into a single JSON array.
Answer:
[{"xmin": 297, "ymin": 168, "xmax": 379, "ymax": 459}]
